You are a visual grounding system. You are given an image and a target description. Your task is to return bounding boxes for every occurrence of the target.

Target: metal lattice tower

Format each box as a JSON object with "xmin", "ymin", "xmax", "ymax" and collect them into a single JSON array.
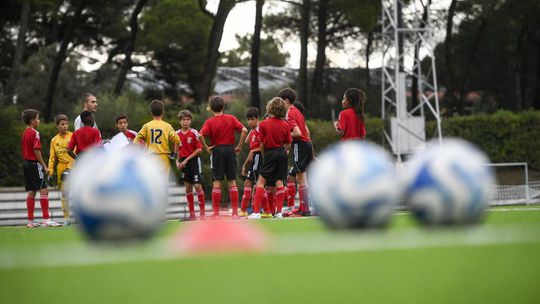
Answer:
[{"xmin": 380, "ymin": 0, "xmax": 442, "ymax": 161}]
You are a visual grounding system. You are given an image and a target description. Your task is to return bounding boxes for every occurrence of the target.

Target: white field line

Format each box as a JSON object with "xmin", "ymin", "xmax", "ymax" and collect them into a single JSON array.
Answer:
[{"xmin": 1, "ymin": 223, "xmax": 540, "ymax": 270}]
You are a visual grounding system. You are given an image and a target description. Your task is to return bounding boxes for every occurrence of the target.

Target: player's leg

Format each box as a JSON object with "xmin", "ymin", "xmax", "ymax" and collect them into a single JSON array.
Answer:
[
  {"xmin": 23, "ymin": 161, "xmax": 38, "ymax": 227},
  {"xmin": 240, "ymin": 178, "xmax": 252, "ymax": 217},
  {"xmin": 295, "ymin": 142, "xmax": 312, "ymax": 216},
  {"xmin": 224, "ymin": 147, "xmax": 239, "ymax": 217},
  {"xmin": 57, "ymin": 164, "xmax": 70, "ymax": 225},
  {"xmin": 210, "ymin": 148, "xmax": 225, "ymax": 217},
  {"xmin": 184, "ymin": 182, "xmax": 196, "ymax": 220},
  {"xmin": 287, "ymin": 174, "xmax": 297, "ymax": 208},
  {"xmin": 274, "ymin": 179, "xmax": 287, "ymax": 218},
  {"xmin": 194, "ymin": 182, "xmax": 206, "ymax": 218},
  {"xmin": 248, "ymin": 175, "xmax": 267, "ymax": 219},
  {"xmin": 26, "ymin": 191, "xmax": 37, "ymax": 227},
  {"xmin": 266, "ymin": 186, "xmax": 276, "ymax": 215}
]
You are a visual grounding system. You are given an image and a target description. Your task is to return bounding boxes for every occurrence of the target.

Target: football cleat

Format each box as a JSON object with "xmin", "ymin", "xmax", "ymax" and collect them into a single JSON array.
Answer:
[
  {"xmin": 26, "ymin": 221, "xmax": 41, "ymax": 228},
  {"xmin": 238, "ymin": 210, "xmax": 248, "ymax": 217},
  {"xmin": 261, "ymin": 212, "xmax": 273, "ymax": 219},
  {"xmin": 42, "ymin": 219, "xmax": 61, "ymax": 227},
  {"xmin": 273, "ymin": 212, "xmax": 283, "ymax": 219},
  {"xmin": 247, "ymin": 213, "xmax": 261, "ymax": 219}
]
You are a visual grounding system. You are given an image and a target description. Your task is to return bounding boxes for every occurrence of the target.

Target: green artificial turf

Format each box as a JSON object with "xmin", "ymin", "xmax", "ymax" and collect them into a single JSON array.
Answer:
[{"xmin": 1, "ymin": 208, "xmax": 540, "ymax": 304}]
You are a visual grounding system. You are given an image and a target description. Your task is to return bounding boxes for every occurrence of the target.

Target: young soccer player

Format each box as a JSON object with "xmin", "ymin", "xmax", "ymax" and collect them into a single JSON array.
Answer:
[
  {"xmin": 334, "ymin": 88, "xmax": 367, "ymax": 140},
  {"xmin": 74, "ymin": 93, "xmax": 98, "ymax": 130},
  {"xmin": 285, "ymin": 101, "xmax": 306, "ymax": 211},
  {"xmin": 175, "ymin": 110, "xmax": 206, "ymax": 221},
  {"xmin": 21, "ymin": 109, "xmax": 60, "ymax": 227},
  {"xmin": 134, "ymin": 100, "xmax": 180, "ymax": 178},
  {"xmin": 48, "ymin": 114, "xmax": 75, "ymax": 226},
  {"xmin": 115, "ymin": 114, "xmax": 138, "ymax": 142},
  {"xmin": 239, "ymin": 107, "xmax": 266, "ymax": 217},
  {"xmin": 248, "ymin": 97, "xmax": 291, "ymax": 219},
  {"xmin": 199, "ymin": 96, "xmax": 248, "ymax": 218},
  {"xmin": 279, "ymin": 88, "xmax": 313, "ymax": 217},
  {"xmin": 67, "ymin": 111, "xmax": 102, "ymax": 159}
]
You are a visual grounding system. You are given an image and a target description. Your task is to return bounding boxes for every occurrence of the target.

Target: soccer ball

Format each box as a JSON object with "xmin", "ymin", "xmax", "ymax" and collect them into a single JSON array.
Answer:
[
  {"xmin": 403, "ymin": 138, "xmax": 495, "ymax": 225},
  {"xmin": 308, "ymin": 141, "xmax": 400, "ymax": 229},
  {"xmin": 68, "ymin": 146, "xmax": 168, "ymax": 241}
]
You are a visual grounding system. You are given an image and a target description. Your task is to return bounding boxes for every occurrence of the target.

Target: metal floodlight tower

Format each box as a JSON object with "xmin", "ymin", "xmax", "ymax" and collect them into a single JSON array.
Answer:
[{"xmin": 380, "ymin": 0, "xmax": 442, "ymax": 161}]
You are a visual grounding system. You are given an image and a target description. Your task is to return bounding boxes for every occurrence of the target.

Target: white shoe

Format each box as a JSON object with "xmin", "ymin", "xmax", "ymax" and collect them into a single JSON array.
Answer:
[
  {"xmin": 63, "ymin": 219, "xmax": 71, "ymax": 227},
  {"xmin": 274, "ymin": 212, "xmax": 283, "ymax": 219},
  {"xmin": 26, "ymin": 221, "xmax": 42, "ymax": 228},
  {"xmin": 247, "ymin": 213, "xmax": 261, "ymax": 219},
  {"xmin": 42, "ymin": 219, "xmax": 61, "ymax": 227}
]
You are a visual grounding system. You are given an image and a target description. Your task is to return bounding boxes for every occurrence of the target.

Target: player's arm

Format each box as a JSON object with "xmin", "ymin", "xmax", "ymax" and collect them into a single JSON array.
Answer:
[
  {"xmin": 198, "ymin": 134, "xmax": 213, "ymax": 153},
  {"xmin": 48, "ymin": 139, "xmax": 56, "ymax": 175},
  {"xmin": 235, "ymin": 127, "xmax": 248, "ymax": 154},
  {"xmin": 335, "ymin": 113, "xmax": 345, "ymax": 136},
  {"xmin": 291, "ymin": 126, "xmax": 302, "ymax": 139},
  {"xmin": 133, "ymin": 125, "xmax": 146, "ymax": 145},
  {"xmin": 34, "ymin": 149, "xmax": 49, "ymax": 175}
]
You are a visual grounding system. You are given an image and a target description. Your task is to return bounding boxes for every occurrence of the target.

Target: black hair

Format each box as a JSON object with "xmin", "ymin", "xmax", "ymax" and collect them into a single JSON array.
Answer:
[
  {"xmin": 21, "ymin": 109, "xmax": 39, "ymax": 125},
  {"xmin": 278, "ymin": 88, "xmax": 296, "ymax": 103},
  {"xmin": 293, "ymin": 101, "xmax": 305, "ymax": 114},
  {"xmin": 80, "ymin": 111, "xmax": 94, "ymax": 126},
  {"xmin": 115, "ymin": 114, "xmax": 128, "ymax": 124},
  {"xmin": 209, "ymin": 96, "xmax": 225, "ymax": 112},
  {"xmin": 344, "ymin": 88, "xmax": 367, "ymax": 121},
  {"xmin": 150, "ymin": 100, "xmax": 164, "ymax": 116},
  {"xmin": 245, "ymin": 107, "xmax": 260, "ymax": 119}
]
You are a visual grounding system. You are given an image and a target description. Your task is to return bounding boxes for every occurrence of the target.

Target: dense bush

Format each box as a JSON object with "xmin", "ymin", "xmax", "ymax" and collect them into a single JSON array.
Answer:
[{"xmin": 427, "ymin": 110, "xmax": 540, "ymax": 169}]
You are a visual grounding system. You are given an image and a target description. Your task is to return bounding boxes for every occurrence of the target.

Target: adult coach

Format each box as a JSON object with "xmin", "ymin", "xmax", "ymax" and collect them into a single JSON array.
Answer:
[{"xmin": 74, "ymin": 93, "xmax": 98, "ymax": 130}]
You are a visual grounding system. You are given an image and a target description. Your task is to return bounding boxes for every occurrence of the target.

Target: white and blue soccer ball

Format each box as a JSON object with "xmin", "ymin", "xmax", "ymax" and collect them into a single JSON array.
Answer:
[
  {"xmin": 403, "ymin": 138, "xmax": 495, "ymax": 225},
  {"xmin": 308, "ymin": 141, "xmax": 400, "ymax": 229},
  {"xmin": 68, "ymin": 146, "xmax": 168, "ymax": 241}
]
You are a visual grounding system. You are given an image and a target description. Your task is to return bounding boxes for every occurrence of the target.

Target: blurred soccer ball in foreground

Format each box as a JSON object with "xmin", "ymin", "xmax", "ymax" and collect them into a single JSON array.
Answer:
[
  {"xmin": 68, "ymin": 147, "xmax": 168, "ymax": 241},
  {"xmin": 404, "ymin": 138, "xmax": 495, "ymax": 225},
  {"xmin": 308, "ymin": 141, "xmax": 399, "ymax": 229}
]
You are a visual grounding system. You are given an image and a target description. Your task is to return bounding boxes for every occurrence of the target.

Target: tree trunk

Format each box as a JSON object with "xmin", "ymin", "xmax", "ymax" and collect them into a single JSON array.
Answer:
[
  {"xmin": 43, "ymin": 3, "xmax": 84, "ymax": 122},
  {"xmin": 298, "ymin": 0, "xmax": 311, "ymax": 107},
  {"xmin": 364, "ymin": 30, "xmax": 373, "ymax": 93},
  {"xmin": 198, "ymin": 0, "xmax": 235, "ymax": 103},
  {"xmin": 250, "ymin": 0, "xmax": 264, "ymax": 109},
  {"xmin": 458, "ymin": 19, "xmax": 486, "ymax": 114},
  {"xmin": 4, "ymin": 0, "xmax": 31, "ymax": 105},
  {"xmin": 444, "ymin": 0, "xmax": 457, "ymax": 113},
  {"xmin": 311, "ymin": 0, "xmax": 328, "ymax": 99},
  {"xmin": 114, "ymin": 0, "xmax": 148, "ymax": 95}
]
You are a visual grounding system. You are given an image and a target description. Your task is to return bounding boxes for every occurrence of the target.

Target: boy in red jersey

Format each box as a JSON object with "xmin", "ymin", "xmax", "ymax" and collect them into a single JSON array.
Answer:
[
  {"xmin": 115, "ymin": 114, "xmax": 138, "ymax": 142},
  {"xmin": 199, "ymin": 96, "xmax": 248, "ymax": 218},
  {"xmin": 239, "ymin": 107, "xmax": 268, "ymax": 218},
  {"xmin": 279, "ymin": 88, "xmax": 313, "ymax": 216},
  {"xmin": 175, "ymin": 110, "xmax": 206, "ymax": 221},
  {"xmin": 248, "ymin": 97, "xmax": 292, "ymax": 219},
  {"xmin": 67, "ymin": 111, "xmax": 102, "ymax": 159},
  {"xmin": 334, "ymin": 88, "xmax": 367, "ymax": 140},
  {"xmin": 21, "ymin": 109, "xmax": 60, "ymax": 228}
]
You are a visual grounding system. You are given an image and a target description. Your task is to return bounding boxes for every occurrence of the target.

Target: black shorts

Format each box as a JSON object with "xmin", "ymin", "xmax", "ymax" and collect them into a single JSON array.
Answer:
[
  {"xmin": 210, "ymin": 145, "xmax": 237, "ymax": 181},
  {"xmin": 246, "ymin": 152, "xmax": 262, "ymax": 182},
  {"xmin": 23, "ymin": 160, "xmax": 48, "ymax": 191},
  {"xmin": 259, "ymin": 147, "xmax": 288, "ymax": 185},
  {"xmin": 292, "ymin": 140, "xmax": 313, "ymax": 173},
  {"xmin": 180, "ymin": 157, "xmax": 203, "ymax": 184}
]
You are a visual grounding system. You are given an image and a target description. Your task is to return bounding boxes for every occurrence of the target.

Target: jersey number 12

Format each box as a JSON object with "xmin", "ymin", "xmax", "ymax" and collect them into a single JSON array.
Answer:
[{"xmin": 150, "ymin": 129, "xmax": 163, "ymax": 144}]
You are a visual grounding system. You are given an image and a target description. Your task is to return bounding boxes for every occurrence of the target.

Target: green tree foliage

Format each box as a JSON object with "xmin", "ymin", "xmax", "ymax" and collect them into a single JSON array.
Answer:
[
  {"xmin": 220, "ymin": 34, "xmax": 290, "ymax": 67},
  {"xmin": 139, "ymin": 0, "xmax": 211, "ymax": 98}
]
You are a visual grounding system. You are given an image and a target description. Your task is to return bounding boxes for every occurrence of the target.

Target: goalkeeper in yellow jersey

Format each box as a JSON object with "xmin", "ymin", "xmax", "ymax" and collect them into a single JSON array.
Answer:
[
  {"xmin": 48, "ymin": 114, "xmax": 75, "ymax": 226},
  {"xmin": 134, "ymin": 100, "xmax": 181, "ymax": 179}
]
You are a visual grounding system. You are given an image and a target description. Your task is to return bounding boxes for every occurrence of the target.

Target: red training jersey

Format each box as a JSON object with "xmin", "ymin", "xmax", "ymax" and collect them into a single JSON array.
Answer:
[
  {"xmin": 68, "ymin": 126, "xmax": 102, "ymax": 154},
  {"xmin": 337, "ymin": 108, "xmax": 366, "ymax": 141},
  {"xmin": 177, "ymin": 128, "xmax": 202, "ymax": 158},
  {"xmin": 200, "ymin": 114, "xmax": 244, "ymax": 146},
  {"xmin": 124, "ymin": 129, "xmax": 138, "ymax": 141},
  {"xmin": 286, "ymin": 105, "xmax": 310, "ymax": 142},
  {"xmin": 21, "ymin": 127, "xmax": 41, "ymax": 161},
  {"xmin": 259, "ymin": 117, "xmax": 292, "ymax": 149},
  {"xmin": 248, "ymin": 126, "xmax": 261, "ymax": 151}
]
